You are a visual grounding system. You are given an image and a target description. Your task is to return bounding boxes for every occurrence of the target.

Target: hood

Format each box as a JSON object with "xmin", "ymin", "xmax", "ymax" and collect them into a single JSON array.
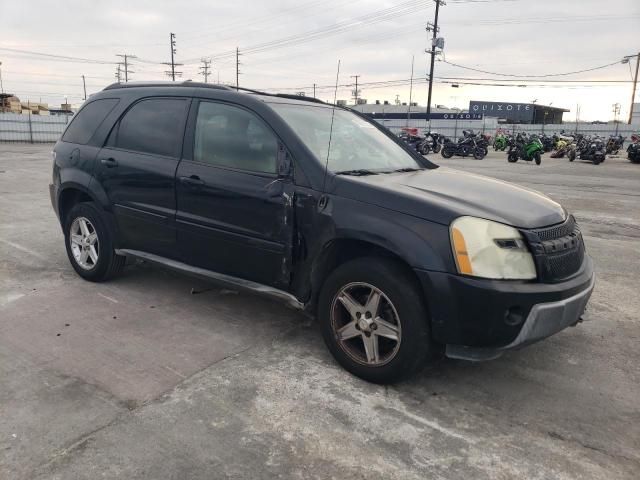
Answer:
[{"xmin": 332, "ymin": 167, "xmax": 566, "ymax": 229}]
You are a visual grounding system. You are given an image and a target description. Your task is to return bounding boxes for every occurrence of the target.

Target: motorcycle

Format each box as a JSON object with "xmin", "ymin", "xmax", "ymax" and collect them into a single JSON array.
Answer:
[
  {"xmin": 441, "ymin": 130, "xmax": 486, "ymax": 160},
  {"xmin": 569, "ymin": 135, "xmax": 606, "ymax": 165},
  {"xmin": 507, "ymin": 133, "xmax": 543, "ymax": 165},
  {"xmin": 417, "ymin": 132, "xmax": 445, "ymax": 155},
  {"xmin": 540, "ymin": 134, "xmax": 555, "ymax": 153},
  {"xmin": 627, "ymin": 134, "xmax": 640, "ymax": 163},
  {"xmin": 493, "ymin": 133, "xmax": 508, "ymax": 151},
  {"xmin": 549, "ymin": 134, "xmax": 575, "ymax": 158},
  {"xmin": 605, "ymin": 135, "xmax": 625, "ymax": 155},
  {"xmin": 398, "ymin": 127, "xmax": 424, "ymax": 151}
]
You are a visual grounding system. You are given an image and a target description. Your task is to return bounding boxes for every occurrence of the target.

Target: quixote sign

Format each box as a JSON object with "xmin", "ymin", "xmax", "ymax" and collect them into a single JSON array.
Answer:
[{"xmin": 469, "ymin": 101, "xmax": 535, "ymax": 122}]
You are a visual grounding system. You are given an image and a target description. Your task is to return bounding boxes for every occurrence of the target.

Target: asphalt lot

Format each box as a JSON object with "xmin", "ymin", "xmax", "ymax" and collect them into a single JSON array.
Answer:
[{"xmin": 1, "ymin": 142, "xmax": 639, "ymax": 479}]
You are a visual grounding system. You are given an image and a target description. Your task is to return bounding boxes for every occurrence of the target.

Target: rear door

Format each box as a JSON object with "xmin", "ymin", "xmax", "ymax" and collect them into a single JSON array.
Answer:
[
  {"xmin": 175, "ymin": 99, "xmax": 293, "ymax": 288},
  {"xmin": 95, "ymin": 97, "xmax": 190, "ymax": 256}
]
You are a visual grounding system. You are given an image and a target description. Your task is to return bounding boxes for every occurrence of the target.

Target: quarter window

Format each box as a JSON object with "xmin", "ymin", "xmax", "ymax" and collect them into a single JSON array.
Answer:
[
  {"xmin": 62, "ymin": 98, "xmax": 119, "ymax": 145},
  {"xmin": 194, "ymin": 102, "xmax": 277, "ymax": 174},
  {"xmin": 115, "ymin": 98, "xmax": 187, "ymax": 157}
]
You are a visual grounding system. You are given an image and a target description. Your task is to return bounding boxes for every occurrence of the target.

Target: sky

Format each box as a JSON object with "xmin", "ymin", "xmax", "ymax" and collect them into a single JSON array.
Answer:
[{"xmin": 1, "ymin": 0, "xmax": 639, "ymax": 121}]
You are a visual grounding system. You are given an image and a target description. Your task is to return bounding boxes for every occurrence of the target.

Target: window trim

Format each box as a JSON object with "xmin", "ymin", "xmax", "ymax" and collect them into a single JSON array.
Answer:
[
  {"xmin": 105, "ymin": 96, "xmax": 191, "ymax": 159},
  {"xmin": 183, "ymin": 98, "xmax": 285, "ymax": 178}
]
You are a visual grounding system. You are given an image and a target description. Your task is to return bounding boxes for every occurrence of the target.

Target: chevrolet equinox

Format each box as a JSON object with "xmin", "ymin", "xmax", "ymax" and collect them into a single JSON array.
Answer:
[{"xmin": 50, "ymin": 82, "xmax": 595, "ymax": 383}]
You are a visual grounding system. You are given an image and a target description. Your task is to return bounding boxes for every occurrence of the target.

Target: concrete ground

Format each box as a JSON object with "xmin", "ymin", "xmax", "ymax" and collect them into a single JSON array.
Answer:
[{"xmin": 1, "ymin": 143, "xmax": 639, "ymax": 479}]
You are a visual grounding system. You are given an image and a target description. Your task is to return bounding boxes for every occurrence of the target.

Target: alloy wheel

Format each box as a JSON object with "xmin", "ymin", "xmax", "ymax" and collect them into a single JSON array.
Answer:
[
  {"xmin": 330, "ymin": 282, "xmax": 402, "ymax": 366},
  {"xmin": 69, "ymin": 216, "xmax": 100, "ymax": 270}
]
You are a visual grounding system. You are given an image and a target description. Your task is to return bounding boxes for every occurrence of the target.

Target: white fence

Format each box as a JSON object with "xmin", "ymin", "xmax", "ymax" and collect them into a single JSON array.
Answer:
[
  {"xmin": 376, "ymin": 117, "xmax": 638, "ymax": 140},
  {"xmin": 0, "ymin": 113, "xmax": 71, "ymax": 143}
]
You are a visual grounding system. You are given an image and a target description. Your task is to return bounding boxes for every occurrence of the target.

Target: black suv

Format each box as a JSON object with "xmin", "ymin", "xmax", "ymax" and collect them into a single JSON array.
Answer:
[{"xmin": 50, "ymin": 82, "xmax": 594, "ymax": 383}]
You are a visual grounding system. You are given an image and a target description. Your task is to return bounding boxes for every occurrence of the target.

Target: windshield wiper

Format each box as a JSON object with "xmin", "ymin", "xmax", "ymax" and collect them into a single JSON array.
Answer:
[
  {"xmin": 334, "ymin": 169, "xmax": 380, "ymax": 176},
  {"xmin": 387, "ymin": 167, "xmax": 425, "ymax": 173}
]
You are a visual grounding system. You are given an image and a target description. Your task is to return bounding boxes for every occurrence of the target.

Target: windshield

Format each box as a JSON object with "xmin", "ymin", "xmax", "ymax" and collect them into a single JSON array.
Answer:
[{"xmin": 269, "ymin": 103, "xmax": 423, "ymax": 174}]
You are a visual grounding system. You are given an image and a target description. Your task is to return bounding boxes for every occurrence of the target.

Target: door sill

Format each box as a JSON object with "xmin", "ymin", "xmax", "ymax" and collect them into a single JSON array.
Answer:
[{"xmin": 115, "ymin": 249, "xmax": 304, "ymax": 310}]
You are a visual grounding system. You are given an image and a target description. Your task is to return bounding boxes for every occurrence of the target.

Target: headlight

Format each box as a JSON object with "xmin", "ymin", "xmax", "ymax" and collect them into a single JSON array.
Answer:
[{"xmin": 450, "ymin": 216, "xmax": 536, "ymax": 280}]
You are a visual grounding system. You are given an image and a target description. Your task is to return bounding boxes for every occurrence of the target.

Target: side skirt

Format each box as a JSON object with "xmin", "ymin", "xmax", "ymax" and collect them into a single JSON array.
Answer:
[{"xmin": 115, "ymin": 249, "xmax": 305, "ymax": 310}]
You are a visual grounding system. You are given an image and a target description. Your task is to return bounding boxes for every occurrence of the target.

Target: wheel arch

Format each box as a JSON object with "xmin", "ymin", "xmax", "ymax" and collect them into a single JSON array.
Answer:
[{"xmin": 307, "ymin": 236, "xmax": 429, "ymax": 316}]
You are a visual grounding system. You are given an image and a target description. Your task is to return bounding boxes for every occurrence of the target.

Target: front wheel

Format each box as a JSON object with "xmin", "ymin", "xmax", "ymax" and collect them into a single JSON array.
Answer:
[
  {"xmin": 568, "ymin": 150, "xmax": 576, "ymax": 162},
  {"xmin": 318, "ymin": 258, "xmax": 432, "ymax": 384},
  {"xmin": 507, "ymin": 152, "xmax": 518, "ymax": 163},
  {"xmin": 534, "ymin": 152, "xmax": 542, "ymax": 165},
  {"xmin": 473, "ymin": 148, "xmax": 486, "ymax": 160},
  {"xmin": 64, "ymin": 202, "xmax": 125, "ymax": 282}
]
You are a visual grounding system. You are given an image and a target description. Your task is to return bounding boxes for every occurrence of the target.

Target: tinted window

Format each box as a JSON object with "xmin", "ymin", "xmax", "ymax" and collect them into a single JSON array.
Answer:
[
  {"xmin": 62, "ymin": 98, "xmax": 119, "ymax": 145},
  {"xmin": 194, "ymin": 102, "xmax": 277, "ymax": 174},
  {"xmin": 116, "ymin": 98, "xmax": 187, "ymax": 157}
]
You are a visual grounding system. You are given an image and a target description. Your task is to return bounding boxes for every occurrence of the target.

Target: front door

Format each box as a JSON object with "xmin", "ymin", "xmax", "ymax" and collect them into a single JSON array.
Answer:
[
  {"xmin": 175, "ymin": 100, "xmax": 293, "ymax": 288},
  {"xmin": 95, "ymin": 97, "xmax": 190, "ymax": 256}
]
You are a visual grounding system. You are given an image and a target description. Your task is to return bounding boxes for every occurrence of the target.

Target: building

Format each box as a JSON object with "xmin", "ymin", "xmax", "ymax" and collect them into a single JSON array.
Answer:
[
  {"xmin": 0, "ymin": 94, "xmax": 22, "ymax": 113},
  {"xmin": 469, "ymin": 100, "xmax": 569, "ymax": 124},
  {"xmin": 631, "ymin": 103, "xmax": 640, "ymax": 126}
]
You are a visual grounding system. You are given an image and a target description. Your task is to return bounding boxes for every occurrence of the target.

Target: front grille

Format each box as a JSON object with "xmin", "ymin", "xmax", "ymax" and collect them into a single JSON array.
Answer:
[
  {"xmin": 532, "ymin": 215, "xmax": 576, "ymax": 241},
  {"xmin": 524, "ymin": 216, "xmax": 585, "ymax": 282}
]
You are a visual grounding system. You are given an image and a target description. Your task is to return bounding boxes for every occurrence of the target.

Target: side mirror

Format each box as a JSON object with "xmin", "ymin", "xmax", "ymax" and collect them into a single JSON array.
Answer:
[{"xmin": 277, "ymin": 143, "xmax": 293, "ymax": 178}]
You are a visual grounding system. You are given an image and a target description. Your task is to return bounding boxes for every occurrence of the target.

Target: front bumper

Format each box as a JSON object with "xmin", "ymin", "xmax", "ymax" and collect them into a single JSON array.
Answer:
[{"xmin": 415, "ymin": 255, "xmax": 595, "ymax": 359}]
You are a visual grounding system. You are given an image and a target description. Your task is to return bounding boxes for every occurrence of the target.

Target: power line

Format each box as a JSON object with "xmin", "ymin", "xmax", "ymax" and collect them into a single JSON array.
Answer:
[{"xmin": 441, "ymin": 59, "xmax": 625, "ymax": 78}]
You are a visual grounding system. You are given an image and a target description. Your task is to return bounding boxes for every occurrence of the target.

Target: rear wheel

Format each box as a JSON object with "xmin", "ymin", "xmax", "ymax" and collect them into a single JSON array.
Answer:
[
  {"xmin": 441, "ymin": 147, "xmax": 454, "ymax": 159},
  {"xmin": 318, "ymin": 258, "xmax": 432, "ymax": 383},
  {"xmin": 64, "ymin": 202, "xmax": 125, "ymax": 282}
]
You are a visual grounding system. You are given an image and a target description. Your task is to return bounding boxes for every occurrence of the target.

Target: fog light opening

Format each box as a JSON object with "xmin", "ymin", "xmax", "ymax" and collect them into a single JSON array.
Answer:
[{"xmin": 504, "ymin": 306, "xmax": 525, "ymax": 326}]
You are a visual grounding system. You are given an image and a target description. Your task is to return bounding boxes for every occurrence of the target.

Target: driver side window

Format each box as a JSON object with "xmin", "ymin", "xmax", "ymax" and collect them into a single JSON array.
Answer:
[{"xmin": 194, "ymin": 102, "xmax": 278, "ymax": 174}]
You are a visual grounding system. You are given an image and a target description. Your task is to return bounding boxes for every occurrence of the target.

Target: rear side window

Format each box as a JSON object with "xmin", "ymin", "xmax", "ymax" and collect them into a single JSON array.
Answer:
[
  {"xmin": 62, "ymin": 98, "xmax": 119, "ymax": 145},
  {"xmin": 115, "ymin": 98, "xmax": 187, "ymax": 158}
]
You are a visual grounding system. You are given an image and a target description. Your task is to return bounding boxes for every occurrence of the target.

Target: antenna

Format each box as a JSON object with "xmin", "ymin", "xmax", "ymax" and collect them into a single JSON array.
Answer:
[{"xmin": 322, "ymin": 59, "xmax": 341, "ymax": 192}]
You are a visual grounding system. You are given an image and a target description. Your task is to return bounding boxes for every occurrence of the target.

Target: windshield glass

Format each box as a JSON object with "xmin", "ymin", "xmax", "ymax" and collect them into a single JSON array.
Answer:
[{"xmin": 269, "ymin": 103, "xmax": 423, "ymax": 173}]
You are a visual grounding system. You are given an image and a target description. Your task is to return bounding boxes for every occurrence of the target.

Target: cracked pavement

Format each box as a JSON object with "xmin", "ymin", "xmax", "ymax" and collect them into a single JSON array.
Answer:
[{"xmin": 1, "ymin": 144, "xmax": 639, "ymax": 479}]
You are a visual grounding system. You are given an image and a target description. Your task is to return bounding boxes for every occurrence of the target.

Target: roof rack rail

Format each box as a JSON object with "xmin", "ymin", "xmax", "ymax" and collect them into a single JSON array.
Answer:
[
  {"xmin": 103, "ymin": 81, "xmax": 233, "ymax": 91},
  {"xmin": 235, "ymin": 87, "xmax": 327, "ymax": 105}
]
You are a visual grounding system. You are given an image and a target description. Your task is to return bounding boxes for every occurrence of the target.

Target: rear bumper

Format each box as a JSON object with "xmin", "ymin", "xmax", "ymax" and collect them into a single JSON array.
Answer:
[
  {"xmin": 49, "ymin": 183, "xmax": 59, "ymax": 221},
  {"xmin": 415, "ymin": 255, "xmax": 595, "ymax": 358}
]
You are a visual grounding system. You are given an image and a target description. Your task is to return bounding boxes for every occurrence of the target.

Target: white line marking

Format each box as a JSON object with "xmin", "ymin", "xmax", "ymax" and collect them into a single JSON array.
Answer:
[
  {"xmin": 0, "ymin": 238, "xmax": 48, "ymax": 260},
  {"xmin": 97, "ymin": 292, "xmax": 119, "ymax": 303},
  {"xmin": 164, "ymin": 366, "xmax": 187, "ymax": 379}
]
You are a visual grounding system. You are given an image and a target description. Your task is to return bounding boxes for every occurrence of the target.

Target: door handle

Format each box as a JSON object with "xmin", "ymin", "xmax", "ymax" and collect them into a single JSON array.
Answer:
[
  {"xmin": 179, "ymin": 175, "xmax": 205, "ymax": 187},
  {"xmin": 100, "ymin": 157, "xmax": 118, "ymax": 168}
]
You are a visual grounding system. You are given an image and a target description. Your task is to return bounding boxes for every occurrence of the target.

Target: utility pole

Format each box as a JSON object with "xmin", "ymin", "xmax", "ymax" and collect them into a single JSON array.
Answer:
[
  {"xmin": 407, "ymin": 55, "xmax": 415, "ymax": 127},
  {"xmin": 115, "ymin": 64, "xmax": 122, "ymax": 83},
  {"xmin": 351, "ymin": 75, "xmax": 360, "ymax": 104},
  {"xmin": 313, "ymin": 83, "xmax": 317, "ymax": 98},
  {"xmin": 624, "ymin": 52, "xmax": 639, "ymax": 124},
  {"xmin": 82, "ymin": 75, "xmax": 87, "ymax": 100},
  {"xmin": 0, "ymin": 61, "xmax": 4, "ymax": 94},
  {"xmin": 116, "ymin": 54, "xmax": 136, "ymax": 82},
  {"xmin": 426, "ymin": 0, "xmax": 445, "ymax": 125},
  {"xmin": 163, "ymin": 33, "xmax": 183, "ymax": 81},
  {"xmin": 235, "ymin": 47, "xmax": 241, "ymax": 91},
  {"xmin": 199, "ymin": 58, "xmax": 212, "ymax": 83}
]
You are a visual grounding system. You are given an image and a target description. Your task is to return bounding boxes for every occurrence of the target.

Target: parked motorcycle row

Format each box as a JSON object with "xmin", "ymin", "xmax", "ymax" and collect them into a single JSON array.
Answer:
[{"xmin": 399, "ymin": 127, "xmax": 640, "ymax": 165}]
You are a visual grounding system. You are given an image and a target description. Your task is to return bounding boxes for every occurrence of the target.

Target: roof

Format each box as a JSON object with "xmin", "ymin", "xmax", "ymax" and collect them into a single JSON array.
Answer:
[{"xmin": 102, "ymin": 81, "xmax": 327, "ymax": 106}]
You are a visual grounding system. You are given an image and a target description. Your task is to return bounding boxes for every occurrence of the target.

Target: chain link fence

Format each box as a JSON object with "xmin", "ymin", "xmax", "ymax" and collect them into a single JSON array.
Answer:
[{"xmin": 0, "ymin": 113, "xmax": 71, "ymax": 143}]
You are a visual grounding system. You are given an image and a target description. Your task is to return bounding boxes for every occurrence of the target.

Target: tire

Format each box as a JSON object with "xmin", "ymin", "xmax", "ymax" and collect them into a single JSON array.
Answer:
[
  {"xmin": 64, "ymin": 202, "xmax": 125, "ymax": 282},
  {"xmin": 441, "ymin": 147, "xmax": 454, "ymax": 159},
  {"xmin": 507, "ymin": 152, "xmax": 518, "ymax": 163},
  {"xmin": 593, "ymin": 156, "xmax": 602, "ymax": 165},
  {"xmin": 433, "ymin": 144, "xmax": 441, "ymax": 154},
  {"xmin": 534, "ymin": 152, "xmax": 541, "ymax": 165},
  {"xmin": 318, "ymin": 257, "xmax": 432, "ymax": 384},
  {"xmin": 569, "ymin": 150, "xmax": 576, "ymax": 162},
  {"xmin": 473, "ymin": 148, "xmax": 485, "ymax": 160}
]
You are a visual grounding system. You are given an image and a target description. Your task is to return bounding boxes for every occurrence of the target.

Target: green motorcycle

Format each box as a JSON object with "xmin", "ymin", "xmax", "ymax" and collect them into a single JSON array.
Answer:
[
  {"xmin": 493, "ymin": 134, "xmax": 508, "ymax": 151},
  {"xmin": 507, "ymin": 134, "xmax": 543, "ymax": 165}
]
